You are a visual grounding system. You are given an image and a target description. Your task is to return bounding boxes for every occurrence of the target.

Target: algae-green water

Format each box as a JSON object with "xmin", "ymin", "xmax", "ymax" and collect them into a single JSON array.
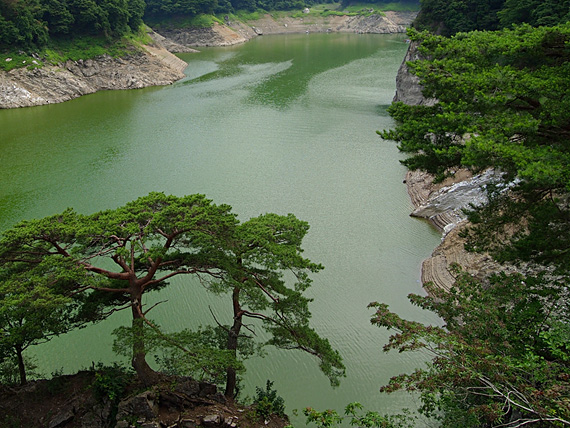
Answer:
[{"xmin": 0, "ymin": 33, "xmax": 440, "ymax": 423}]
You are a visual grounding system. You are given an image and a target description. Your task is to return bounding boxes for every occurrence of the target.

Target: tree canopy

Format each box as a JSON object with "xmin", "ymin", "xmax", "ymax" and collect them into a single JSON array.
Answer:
[
  {"xmin": 413, "ymin": 0, "xmax": 504, "ymax": 35},
  {"xmin": 0, "ymin": 0, "xmax": 145, "ymax": 49},
  {"xmin": 0, "ymin": 258, "xmax": 95, "ymax": 384},
  {"xmin": 0, "ymin": 192, "xmax": 344, "ymax": 391},
  {"xmin": 370, "ymin": 268, "xmax": 570, "ymax": 427},
  {"xmin": 380, "ymin": 24, "xmax": 570, "ymax": 273},
  {"xmin": 414, "ymin": 0, "xmax": 570, "ymax": 35}
]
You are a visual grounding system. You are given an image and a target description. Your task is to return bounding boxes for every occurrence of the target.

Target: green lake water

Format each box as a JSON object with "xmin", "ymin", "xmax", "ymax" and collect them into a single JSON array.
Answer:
[{"xmin": 0, "ymin": 33, "xmax": 441, "ymax": 423}]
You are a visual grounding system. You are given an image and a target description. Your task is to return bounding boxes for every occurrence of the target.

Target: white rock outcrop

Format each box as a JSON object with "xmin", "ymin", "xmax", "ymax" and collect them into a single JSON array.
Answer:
[{"xmin": 411, "ymin": 169, "xmax": 499, "ymax": 234}]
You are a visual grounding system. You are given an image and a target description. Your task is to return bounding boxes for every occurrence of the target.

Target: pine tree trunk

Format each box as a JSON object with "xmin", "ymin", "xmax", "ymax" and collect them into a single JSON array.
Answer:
[
  {"xmin": 16, "ymin": 346, "xmax": 27, "ymax": 386},
  {"xmin": 131, "ymin": 292, "xmax": 160, "ymax": 386},
  {"xmin": 225, "ymin": 287, "xmax": 242, "ymax": 398},
  {"xmin": 225, "ymin": 329, "xmax": 239, "ymax": 398}
]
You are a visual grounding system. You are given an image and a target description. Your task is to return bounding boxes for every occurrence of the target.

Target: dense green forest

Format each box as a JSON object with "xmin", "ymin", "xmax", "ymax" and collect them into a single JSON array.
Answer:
[
  {"xmin": 0, "ymin": 0, "xmax": 145, "ymax": 49},
  {"xmin": 414, "ymin": 0, "xmax": 570, "ymax": 35}
]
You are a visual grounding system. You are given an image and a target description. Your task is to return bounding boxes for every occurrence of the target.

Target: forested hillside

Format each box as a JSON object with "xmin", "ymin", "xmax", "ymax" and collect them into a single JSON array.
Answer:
[
  {"xmin": 0, "ymin": 0, "xmax": 145, "ymax": 49},
  {"xmin": 370, "ymin": 1, "xmax": 570, "ymax": 426},
  {"xmin": 414, "ymin": 0, "xmax": 570, "ymax": 35}
]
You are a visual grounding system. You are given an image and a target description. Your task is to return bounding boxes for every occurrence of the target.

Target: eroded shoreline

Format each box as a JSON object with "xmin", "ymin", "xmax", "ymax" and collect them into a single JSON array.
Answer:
[
  {"xmin": 0, "ymin": 12, "xmax": 416, "ymax": 109},
  {"xmin": 0, "ymin": 32, "xmax": 188, "ymax": 109},
  {"xmin": 393, "ymin": 41, "xmax": 509, "ymax": 292}
]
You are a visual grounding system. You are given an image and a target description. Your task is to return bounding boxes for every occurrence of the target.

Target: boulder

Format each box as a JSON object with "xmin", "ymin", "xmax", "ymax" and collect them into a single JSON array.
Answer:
[
  {"xmin": 202, "ymin": 414, "xmax": 222, "ymax": 426},
  {"xmin": 116, "ymin": 391, "xmax": 159, "ymax": 422}
]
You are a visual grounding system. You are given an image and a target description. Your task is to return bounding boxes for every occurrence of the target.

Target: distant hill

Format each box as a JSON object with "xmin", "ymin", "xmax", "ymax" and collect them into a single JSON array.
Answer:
[
  {"xmin": 0, "ymin": 0, "xmax": 145, "ymax": 50},
  {"xmin": 0, "ymin": 0, "xmax": 419, "ymax": 51},
  {"xmin": 413, "ymin": 0, "xmax": 570, "ymax": 35}
]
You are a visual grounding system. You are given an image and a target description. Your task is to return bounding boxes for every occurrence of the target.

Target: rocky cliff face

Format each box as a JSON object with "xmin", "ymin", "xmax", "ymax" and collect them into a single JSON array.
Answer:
[
  {"xmin": 404, "ymin": 168, "xmax": 512, "ymax": 291},
  {"xmin": 159, "ymin": 22, "xmax": 253, "ymax": 48},
  {"xmin": 0, "ymin": 42, "xmax": 187, "ymax": 109},
  {"xmin": 392, "ymin": 41, "xmax": 436, "ymax": 105},
  {"xmin": 396, "ymin": 42, "xmax": 505, "ymax": 292},
  {"xmin": 409, "ymin": 169, "xmax": 498, "ymax": 234}
]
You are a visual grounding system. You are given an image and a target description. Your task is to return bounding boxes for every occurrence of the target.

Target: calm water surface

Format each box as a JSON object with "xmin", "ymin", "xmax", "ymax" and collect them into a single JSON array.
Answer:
[{"xmin": 0, "ymin": 33, "xmax": 440, "ymax": 423}]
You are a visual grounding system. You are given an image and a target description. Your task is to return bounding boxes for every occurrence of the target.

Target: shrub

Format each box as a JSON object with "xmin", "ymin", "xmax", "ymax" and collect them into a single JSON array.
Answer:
[
  {"xmin": 253, "ymin": 380, "xmax": 286, "ymax": 419},
  {"xmin": 91, "ymin": 363, "xmax": 134, "ymax": 402}
]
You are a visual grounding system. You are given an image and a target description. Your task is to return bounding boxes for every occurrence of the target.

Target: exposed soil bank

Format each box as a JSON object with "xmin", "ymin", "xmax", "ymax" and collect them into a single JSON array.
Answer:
[
  {"xmin": 0, "ymin": 30, "xmax": 188, "ymax": 109},
  {"xmin": 159, "ymin": 11, "xmax": 417, "ymax": 48}
]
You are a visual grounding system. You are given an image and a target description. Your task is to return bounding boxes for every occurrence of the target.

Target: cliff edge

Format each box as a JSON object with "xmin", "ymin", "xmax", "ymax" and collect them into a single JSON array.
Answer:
[
  {"xmin": 0, "ymin": 372, "xmax": 289, "ymax": 428},
  {"xmin": 396, "ymin": 42, "xmax": 507, "ymax": 291}
]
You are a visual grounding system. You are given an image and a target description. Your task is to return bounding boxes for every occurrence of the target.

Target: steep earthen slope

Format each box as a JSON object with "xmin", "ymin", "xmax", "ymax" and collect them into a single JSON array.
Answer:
[
  {"xmin": 158, "ymin": 12, "xmax": 416, "ymax": 48},
  {"xmin": 0, "ymin": 33, "xmax": 187, "ymax": 109}
]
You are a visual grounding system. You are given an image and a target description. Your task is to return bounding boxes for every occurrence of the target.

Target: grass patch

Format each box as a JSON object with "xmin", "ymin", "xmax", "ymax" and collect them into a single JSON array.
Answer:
[
  {"xmin": 290, "ymin": 8, "xmax": 372, "ymax": 18},
  {"xmin": 321, "ymin": 9, "xmax": 359, "ymax": 17},
  {"xmin": 0, "ymin": 53, "xmax": 41, "ymax": 72},
  {"xmin": 264, "ymin": 10, "xmax": 290, "ymax": 19},
  {"xmin": 147, "ymin": 13, "xmax": 223, "ymax": 29},
  {"xmin": 232, "ymin": 10, "xmax": 265, "ymax": 21},
  {"xmin": 187, "ymin": 14, "xmax": 224, "ymax": 27},
  {"xmin": 127, "ymin": 26, "xmax": 155, "ymax": 46},
  {"xmin": 344, "ymin": 2, "xmax": 420, "ymax": 12},
  {"xmin": 0, "ymin": 28, "xmax": 151, "ymax": 72}
]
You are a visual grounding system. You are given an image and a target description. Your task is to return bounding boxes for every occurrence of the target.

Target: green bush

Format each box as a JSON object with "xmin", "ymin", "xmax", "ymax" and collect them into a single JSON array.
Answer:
[
  {"xmin": 253, "ymin": 380, "xmax": 286, "ymax": 420},
  {"xmin": 91, "ymin": 363, "xmax": 134, "ymax": 402}
]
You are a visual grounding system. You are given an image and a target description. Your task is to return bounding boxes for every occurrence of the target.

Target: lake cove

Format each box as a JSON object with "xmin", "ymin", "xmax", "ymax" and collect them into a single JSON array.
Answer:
[{"xmin": 0, "ymin": 33, "xmax": 440, "ymax": 424}]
